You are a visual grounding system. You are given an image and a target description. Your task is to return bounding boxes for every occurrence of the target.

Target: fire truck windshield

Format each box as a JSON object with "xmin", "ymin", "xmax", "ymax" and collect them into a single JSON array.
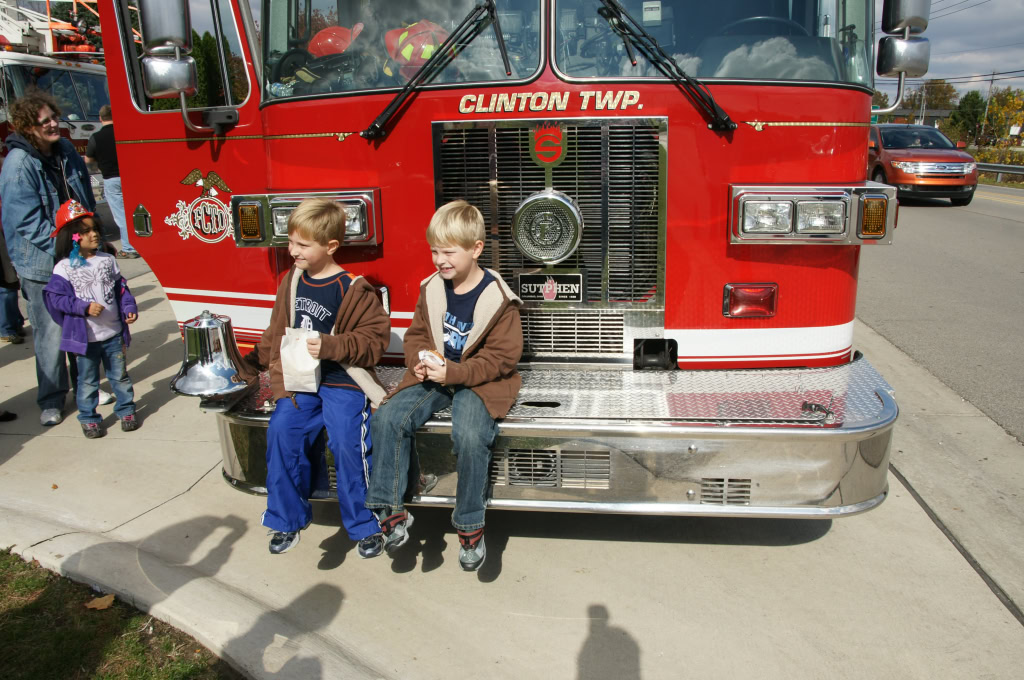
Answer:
[
  {"xmin": 264, "ymin": 0, "xmax": 542, "ymax": 100},
  {"xmin": 556, "ymin": 0, "xmax": 872, "ymax": 86}
]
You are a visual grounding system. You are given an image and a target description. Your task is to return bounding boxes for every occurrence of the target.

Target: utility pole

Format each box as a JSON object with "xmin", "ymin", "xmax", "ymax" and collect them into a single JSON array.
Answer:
[
  {"xmin": 919, "ymin": 81, "xmax": 927, "ymax": 125},
  {"xmin": 979, "ymin": 71, "xmax": 995, "ymax": 144}
]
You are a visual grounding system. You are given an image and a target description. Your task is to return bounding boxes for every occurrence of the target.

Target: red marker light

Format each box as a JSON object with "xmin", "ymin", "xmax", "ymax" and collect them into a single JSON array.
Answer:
[{"xmin": 723, "ymin": 284, "xmax": 777, "ymax": 318}]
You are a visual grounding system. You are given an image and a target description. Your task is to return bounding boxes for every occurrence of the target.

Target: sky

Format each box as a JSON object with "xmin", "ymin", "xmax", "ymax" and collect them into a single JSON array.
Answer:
[{"xmin": 873, "ymin": 0, "xmax": 1024, "ymax": 102}]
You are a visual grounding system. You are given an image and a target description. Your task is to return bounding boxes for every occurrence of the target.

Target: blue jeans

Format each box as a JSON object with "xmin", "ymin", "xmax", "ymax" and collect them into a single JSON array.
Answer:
[
  {"xmin": 103, "ymin": 176, "xmax": 136, "ymax": 254},
  {"xmin": 75, "ymin": 335, "xmax": 135, "ymax": 423},
  {"xmin": 262, "ymin": 388, "xmax": 379, "ymax": 540},
  {"xmin": 0, "ymin": 285, "xmax": 24, "ymax": 336},
  {"xmin": 20, "ymin": 278, "xmax": 69, "ymax": 410},
  {"xmin": 365, "ymin": 382, "xmax": 498, "ymax": 531}
]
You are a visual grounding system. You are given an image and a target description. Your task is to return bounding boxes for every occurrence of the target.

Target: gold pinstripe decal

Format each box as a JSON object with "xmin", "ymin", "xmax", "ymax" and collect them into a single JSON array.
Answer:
[
  {"xmin": 744, "ymin": 121, "xmax": 871, "ymax": 131},
  {"xmin": 117, "ymin": 132, "xmax": 356, "ymax": 144}
]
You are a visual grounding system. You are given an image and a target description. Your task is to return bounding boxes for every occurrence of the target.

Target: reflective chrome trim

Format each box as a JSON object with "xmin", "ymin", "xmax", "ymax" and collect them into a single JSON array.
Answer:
[
  {"xmin": 730, "ymin": 182, "xmax": 896, "ymax": 245},
  {"xmin": 216, "ymin": 357, "xmax": 898, "ymax": 518},
  {"xmin": 408, "ymin": 490, "xmax": 888, "ymax": 518},
  {"xmin": 229, "ymin": 189, "xmax": 382, "ymax": 248}
]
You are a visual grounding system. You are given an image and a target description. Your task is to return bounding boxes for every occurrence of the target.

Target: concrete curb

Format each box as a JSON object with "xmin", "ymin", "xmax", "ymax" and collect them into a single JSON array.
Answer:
[{"xmin": 2, "ymin": 506, "xmax": 383, "ymax": 680}]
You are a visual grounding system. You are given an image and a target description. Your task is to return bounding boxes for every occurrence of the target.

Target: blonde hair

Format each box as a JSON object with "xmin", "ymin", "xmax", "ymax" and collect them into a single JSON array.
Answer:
[
  {"xmin": 287, "ymin": 198, "xmax": 346, "ymax": 245},
  {"xmin": 426, "ymin": 200, "xmax": 485, "ymax": 249}
]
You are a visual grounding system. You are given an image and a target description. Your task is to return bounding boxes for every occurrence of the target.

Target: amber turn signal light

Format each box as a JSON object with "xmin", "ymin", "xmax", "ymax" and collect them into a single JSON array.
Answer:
[
  {"xmin": 237, "ymin": 204, "xmax": 262, "ymax": 241},
  {"xmin": 859, "ymin": 197, "xmax": 887, "ymax": 239}
]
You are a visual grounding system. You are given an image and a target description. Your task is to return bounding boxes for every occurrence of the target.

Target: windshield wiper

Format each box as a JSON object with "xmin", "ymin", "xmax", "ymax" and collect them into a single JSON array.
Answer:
[
  {"xmin": 362, "ymin": 0, "xmax": 511, "ymax": 139},
  {"xmin": 596, "ymin": 0, "xmax": 736, "ymax": 132}
]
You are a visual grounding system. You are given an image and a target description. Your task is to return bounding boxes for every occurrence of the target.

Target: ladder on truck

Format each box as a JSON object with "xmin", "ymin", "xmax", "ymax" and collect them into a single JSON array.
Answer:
[{"xmin": 0, "ymin": 0, "xmax": 101, "ymax": 56}]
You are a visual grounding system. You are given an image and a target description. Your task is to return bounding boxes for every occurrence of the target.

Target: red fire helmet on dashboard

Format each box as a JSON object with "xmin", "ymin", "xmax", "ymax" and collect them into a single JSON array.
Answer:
[
  {"xmin": 308, "ymin": 23, "xmax": 364, "ymax": 58},
  {"xmin": 383, "ymin": 20, "xmax": 449, "ymax": 80}
]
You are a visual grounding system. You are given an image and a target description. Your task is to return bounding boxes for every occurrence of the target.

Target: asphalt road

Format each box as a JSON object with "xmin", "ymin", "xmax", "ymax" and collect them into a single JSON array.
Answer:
[{"xmin": 857, "ymin": 185, "xmax": 1024, "ymax": 443}]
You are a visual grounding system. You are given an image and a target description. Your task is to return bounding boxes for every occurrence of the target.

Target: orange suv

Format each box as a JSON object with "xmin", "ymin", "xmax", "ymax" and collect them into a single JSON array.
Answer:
[{"xmin": 868, "ymin": 124, "xmax": 978, "ymax": 206}]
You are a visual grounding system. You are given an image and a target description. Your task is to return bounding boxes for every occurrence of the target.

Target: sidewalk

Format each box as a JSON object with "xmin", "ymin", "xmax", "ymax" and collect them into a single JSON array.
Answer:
[{"xmin": 2, "ymin": 268, "xmax": 1023, "ymax": 679}]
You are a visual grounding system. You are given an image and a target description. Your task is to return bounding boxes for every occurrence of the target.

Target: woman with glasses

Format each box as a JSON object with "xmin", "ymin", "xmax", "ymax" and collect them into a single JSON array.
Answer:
[{"xmin": 0, "ymin": 91, "xmax": 96, "ymax": 426}]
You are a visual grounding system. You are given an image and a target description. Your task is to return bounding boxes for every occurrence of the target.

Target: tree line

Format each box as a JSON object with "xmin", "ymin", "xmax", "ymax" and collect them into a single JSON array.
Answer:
[{"xmin": 873, "ymin": 79, "xmax": 1024, "ymax": 146}]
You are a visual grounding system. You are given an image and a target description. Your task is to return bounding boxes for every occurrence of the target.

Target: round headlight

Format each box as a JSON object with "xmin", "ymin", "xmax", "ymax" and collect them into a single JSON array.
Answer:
[{"xmin": 511, "ymin": 190, "xmax": 583, "ymax": 265}]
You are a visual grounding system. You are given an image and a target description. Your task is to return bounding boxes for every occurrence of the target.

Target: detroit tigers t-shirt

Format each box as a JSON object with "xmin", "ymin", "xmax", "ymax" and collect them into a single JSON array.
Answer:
[
  {"xmin": 294, "ymin": 270, "xmax": 356, "ymax": 389},
  {"xmin": 443, "ymin": 268, "xmax": 494, "ymax": 363}
]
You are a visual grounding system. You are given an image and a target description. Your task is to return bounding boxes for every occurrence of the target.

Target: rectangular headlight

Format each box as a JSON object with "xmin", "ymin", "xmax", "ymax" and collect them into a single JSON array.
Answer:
[
  {"xmin": 796, "ymin": 201, "xmax": 845, "ymax": 234},
  {"xmin": 342, "ymin": 202, "xmax": 368, "ymax": 240},
  {"xmin": 271, "ymin": 207, "xmax": 293, "ymax": 236},
  {"xmin": 742, "ymin": 201, "xmax": 792, "ymax": 233}
]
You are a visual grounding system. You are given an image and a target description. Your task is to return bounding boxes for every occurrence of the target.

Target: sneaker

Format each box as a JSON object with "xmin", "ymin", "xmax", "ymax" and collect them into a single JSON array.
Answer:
[
  {"xmin": 98, "ymin": 389, "xmax": 115, "ymax": 405},
  {"xmin": 268, "ymin": 530, "xmax": 301, "ymax": 554},
  {"xmin": 81, "ymin": 422, "xmax": 105, "ymax": 439},
  {"xmin": 1, "ymin": 334, "xmax": 22, "ymax": 344},
  {"xmin": 415, "ymin": 473, "xmax": 438, "ymax": 495},
  {"xmin": 376, "ymin": 509, "xmax": 414, "ymax": 554},
  {"xmin": 39, "ymin": 408, "xmax": 63, "ymax": 426},
  {"xmin": 458, "ymin": 529, "xmax": 486, "ymax": 572},
  {"xmin": 357, "ymin": 534, "xmax": 385, "ymax": 559},
  {"xmin": 120, "ymin": 413, "xmax": 139, "ymax": 431}
]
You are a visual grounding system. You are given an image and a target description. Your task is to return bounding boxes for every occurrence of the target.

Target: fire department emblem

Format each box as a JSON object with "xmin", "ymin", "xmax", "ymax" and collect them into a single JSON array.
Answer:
[
  {"xmin": 530, "ymin": 123, "xmax": 567, "ymax": 168},
  {"xmin": 165, "ymin": 169, "xmax": 233, "ymax": 243}
]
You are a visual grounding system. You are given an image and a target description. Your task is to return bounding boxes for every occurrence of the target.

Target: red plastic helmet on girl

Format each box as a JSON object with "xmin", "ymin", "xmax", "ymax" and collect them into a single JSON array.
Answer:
[
  {"xmin": 50, "ymin": 199, "xmax": 94, "ymax": 237},
  {"xmin": 308, "ymin": 23, "xmax": 364, "ymax": 58},
  {"xmin": 383, "ymin": 20, "xmax": 449, "ymax": 80}
]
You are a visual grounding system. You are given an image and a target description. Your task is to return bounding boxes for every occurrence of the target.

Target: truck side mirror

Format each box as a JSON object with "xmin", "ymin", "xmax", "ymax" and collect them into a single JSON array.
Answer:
[
  {"xmin": 873, "ymin": 0, "xmax": 931, "ymax": 115},
  {"xmin": 137, "ymin": 0, "xmax": 214, "ymax": 133}
]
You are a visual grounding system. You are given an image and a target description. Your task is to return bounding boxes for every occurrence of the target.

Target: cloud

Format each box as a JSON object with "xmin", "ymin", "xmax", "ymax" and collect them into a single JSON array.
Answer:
[{"xmin": 713, "ymin": 37, "xmax": 835, "ymax": 80}]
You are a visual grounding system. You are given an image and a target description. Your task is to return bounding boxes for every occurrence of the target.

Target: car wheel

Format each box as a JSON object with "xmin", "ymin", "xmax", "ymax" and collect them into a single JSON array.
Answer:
[
  {"xmin": 950, "ymin": 194, "xmax": 973, "ymax": 207},
  {"xmin": 872, "ymin": 168, "xmax": 888, "ymax": 184}
]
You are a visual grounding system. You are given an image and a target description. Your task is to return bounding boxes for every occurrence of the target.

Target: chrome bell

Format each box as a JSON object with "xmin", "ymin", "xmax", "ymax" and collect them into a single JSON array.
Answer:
[{"xmin": 170, "ymin": 310, "xmax": 250, "ymax": 397}]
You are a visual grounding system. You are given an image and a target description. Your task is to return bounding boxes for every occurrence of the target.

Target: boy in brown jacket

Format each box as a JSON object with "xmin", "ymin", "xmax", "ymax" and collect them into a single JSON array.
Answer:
[
  {"xmin": 242, "ymin": 198, "xmax": 390, "ymax": 558},
  {"xmin": 364, "ymin": 200, "xmax": 522, "ymax": 571}
]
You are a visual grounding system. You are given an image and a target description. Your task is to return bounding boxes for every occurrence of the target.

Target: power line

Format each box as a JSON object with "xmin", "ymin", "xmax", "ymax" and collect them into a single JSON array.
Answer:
[
  {"xmin": 932, "ymin": 40, "xmax": 1024, "ymax": 56},
  {"xmin": 874, "ymin": 0, "xmax": 992, "ymax": 27}
]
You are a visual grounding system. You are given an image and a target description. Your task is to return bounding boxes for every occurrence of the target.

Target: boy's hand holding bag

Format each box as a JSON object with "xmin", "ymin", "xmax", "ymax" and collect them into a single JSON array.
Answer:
[{"xmin": 280, "ymin": 327, "xmax": 321, "ymax": 392}]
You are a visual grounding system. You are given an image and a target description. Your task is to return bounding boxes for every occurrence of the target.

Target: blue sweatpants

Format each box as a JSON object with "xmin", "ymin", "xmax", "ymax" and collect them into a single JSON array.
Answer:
[{"xmin": 262, "ymin": 387, "xmax": 379, "ymax": 541}]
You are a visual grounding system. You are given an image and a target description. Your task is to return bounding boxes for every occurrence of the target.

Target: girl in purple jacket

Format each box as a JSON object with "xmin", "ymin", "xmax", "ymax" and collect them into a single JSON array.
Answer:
[{"xmin": 43, "ymin": 200, "xmax": 139, "ymax": 438}]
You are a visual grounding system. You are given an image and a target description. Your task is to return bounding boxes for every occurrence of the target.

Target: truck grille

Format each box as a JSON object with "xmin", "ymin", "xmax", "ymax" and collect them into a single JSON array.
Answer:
[
  {"xmin": 491, "ymin": 449, "xmax": 611, "ymax": 489},
  {"xmin": 701, "ymin": 478, "xmax": 752, "ymax": 505},
  {"xmin": 434, "ymin": 119, "xmax": 664, "ymax": 356}
]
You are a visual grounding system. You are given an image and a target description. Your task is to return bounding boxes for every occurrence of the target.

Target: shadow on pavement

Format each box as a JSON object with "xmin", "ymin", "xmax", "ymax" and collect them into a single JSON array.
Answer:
[
  {"xmin": 364, "ymin": 506, "xmax": 832, "ymax": 583},
  {"xmin": 577, "ymin": 604, "xmax": 642, "ymax": 680}
]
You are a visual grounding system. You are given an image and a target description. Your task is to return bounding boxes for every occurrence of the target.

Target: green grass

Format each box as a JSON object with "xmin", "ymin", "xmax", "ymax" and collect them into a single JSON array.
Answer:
[
  {"xmin": 978, "ymin": 174, "xmax": 1024, "ymax": 189},
  {"xmin": 0, "ymin": 548, "xmax": 244, "ymax": 680}
]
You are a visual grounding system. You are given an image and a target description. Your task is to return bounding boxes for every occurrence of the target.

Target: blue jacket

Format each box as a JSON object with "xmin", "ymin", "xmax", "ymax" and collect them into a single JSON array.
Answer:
[
  {"xmin": 0, "ymin": 134, "xmax": 95, "ymax": 282},
  {"xmin": 42, "ymin": 271, "xmax": 136, "ymax": 355}
]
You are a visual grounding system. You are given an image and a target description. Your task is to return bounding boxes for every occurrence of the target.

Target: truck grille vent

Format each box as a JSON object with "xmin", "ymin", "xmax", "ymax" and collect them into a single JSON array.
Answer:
[
  {"xmin": 491, "ymin": 449, "xmax": 611, "ymax": 489},
  {"xmin": 700, "ymin": 478, "xmax": 752, "ymax": 505},
  {"xmin": 434, "ymin": 120, "xmax": 662, "ymax": 305},
  {"xmin": 522, "ymin": 310, "xmax": 624, "ymax": 355}
]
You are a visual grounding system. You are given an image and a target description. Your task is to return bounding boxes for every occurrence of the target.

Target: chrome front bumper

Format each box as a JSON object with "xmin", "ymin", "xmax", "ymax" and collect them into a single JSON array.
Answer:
[{"xmin": 215, "ymin": 355, "xmax": 897, "ymax": 518}]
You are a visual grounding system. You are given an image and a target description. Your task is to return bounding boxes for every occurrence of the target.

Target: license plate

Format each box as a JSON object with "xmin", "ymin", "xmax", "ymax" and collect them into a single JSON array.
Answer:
[{"xmin": 518, "ymin": 273, "xmax": 584, "ymax": 302}]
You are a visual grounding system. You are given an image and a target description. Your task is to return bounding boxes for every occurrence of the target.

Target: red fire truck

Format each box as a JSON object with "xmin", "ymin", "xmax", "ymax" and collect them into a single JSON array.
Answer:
[{"xmin": 97, "ymin": 0, "xmax": 932, "ymax": 518}]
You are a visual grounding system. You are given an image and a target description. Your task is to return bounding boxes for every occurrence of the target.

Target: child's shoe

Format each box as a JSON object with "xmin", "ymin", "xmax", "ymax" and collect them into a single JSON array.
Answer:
[
  {"xmin": 357, "ymin": 534, "xmax": 385, "ymax": 559},
  {"xmin": 267, "ymin": 519, "xmax": 311, "ymax": 555},
  {"xmin": 81, "ymin": 422, "xmax": 105, "ymax": 439},
  {"xmin": 120, "ymin": 413, "xmax": 139, "ymax": 432},
  {"xmin": 268, "ymin": 530, "xmax": 301, "ymax": 554},
  {"xmin": 376, "ymin": 509, "xmax": 414, "ymax": 554},
  {"xmin": 458, "ymin": 529, "xmax": 486, "ymax": 572},
  {"xmin": 98, "ymin": 389, "xmax": 115, "ymax": 405}
]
